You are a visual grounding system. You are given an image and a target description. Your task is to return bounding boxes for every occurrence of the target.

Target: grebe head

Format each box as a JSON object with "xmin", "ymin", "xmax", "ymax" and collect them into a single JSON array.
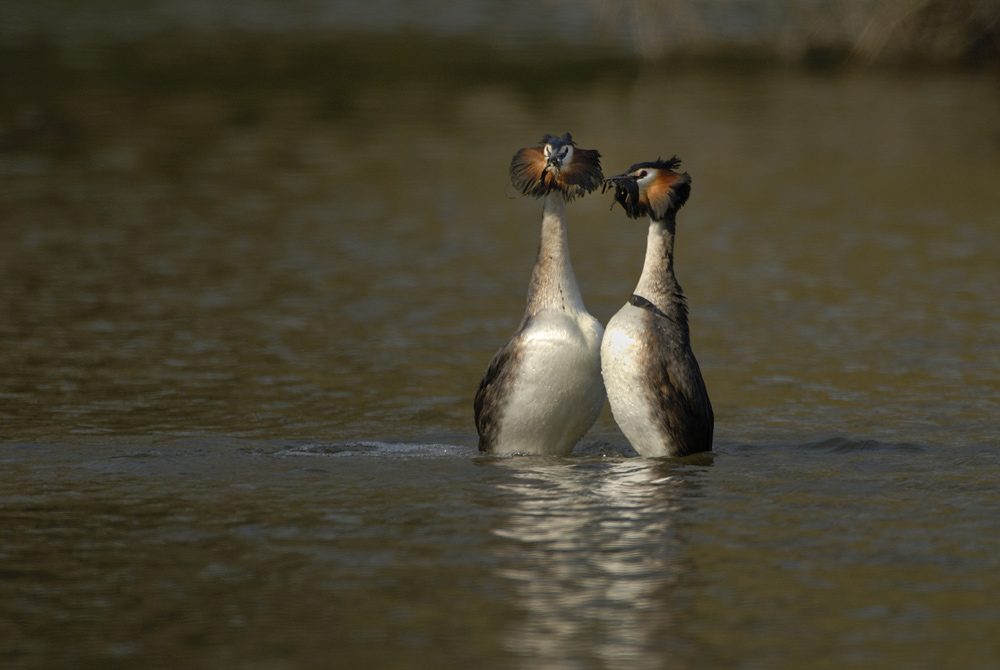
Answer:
[
  {"xmin": 509, "ymin": 133, "xmax": 603, "ymax": 201},
  {"xmin": 604, "ymin": 157, "xmax": 691, "ymax": 220}
]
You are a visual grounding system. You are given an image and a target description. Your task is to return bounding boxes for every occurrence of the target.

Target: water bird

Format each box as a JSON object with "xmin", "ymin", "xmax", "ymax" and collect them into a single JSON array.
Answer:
[
  {"xmin": 600, "ymin": 157, "xmax": 713, "ymax": 457},
  {"xmin": 474, "ymin": 133, "xmax": 606, "ymax": 455}
]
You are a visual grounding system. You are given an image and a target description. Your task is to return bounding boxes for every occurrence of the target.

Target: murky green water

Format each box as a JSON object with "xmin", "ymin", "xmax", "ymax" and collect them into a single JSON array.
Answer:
[{"xmin": 2, "ymin": 24, "xmax": 1000, "ymax": 670}]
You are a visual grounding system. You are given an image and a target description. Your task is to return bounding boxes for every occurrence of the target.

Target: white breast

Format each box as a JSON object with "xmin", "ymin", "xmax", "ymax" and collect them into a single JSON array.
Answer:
[
  {"xmin": 493, "ymin": 309, "xmax": 605, "ymax": 456},
  {"xmin": 601, "ymin": 303, "xmax": 670, "ymax": 456}
]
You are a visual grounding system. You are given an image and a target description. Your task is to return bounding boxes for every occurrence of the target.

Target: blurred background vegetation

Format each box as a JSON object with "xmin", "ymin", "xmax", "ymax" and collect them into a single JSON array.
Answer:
[
  {"xmin": 2, "ymin": 0, "xmax": 997, "ymax": 159},
  {"xmin": 0, "ymin": 0, "xmax": 998, "ymax": 67}
]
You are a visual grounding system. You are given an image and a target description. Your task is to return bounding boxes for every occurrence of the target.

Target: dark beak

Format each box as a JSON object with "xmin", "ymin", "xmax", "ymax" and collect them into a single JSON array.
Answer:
[
  {"xmin": 602, "ymin": 172, "xmax": 632, "ymax": 191},
  {"xmin": 601, "ymin": 174, "xmax": 634, "ymax": 193}
]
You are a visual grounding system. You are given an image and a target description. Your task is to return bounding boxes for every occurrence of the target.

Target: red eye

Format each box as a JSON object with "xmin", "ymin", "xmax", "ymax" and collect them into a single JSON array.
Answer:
[{"xmin": 638, "ymin": 170, "xmax": 648, "ymax": 178}]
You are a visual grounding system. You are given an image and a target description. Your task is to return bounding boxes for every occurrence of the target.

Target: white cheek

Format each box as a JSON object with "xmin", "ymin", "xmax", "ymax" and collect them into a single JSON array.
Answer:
[{"xmin": 637, "ymin": 174, "xmax": 657, "ymax": 188}]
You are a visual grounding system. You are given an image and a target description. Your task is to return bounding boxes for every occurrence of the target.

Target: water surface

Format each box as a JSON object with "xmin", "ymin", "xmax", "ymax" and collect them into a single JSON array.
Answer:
[{"xmin": 2, "ymin": 30, "xmax": 1000, "ymax": 669}]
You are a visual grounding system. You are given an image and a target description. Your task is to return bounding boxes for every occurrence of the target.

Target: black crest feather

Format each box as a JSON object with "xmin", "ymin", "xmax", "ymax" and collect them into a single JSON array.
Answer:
[{"xmin": 626, "ymin": 156, "xmax": 682, "ymax": 174}]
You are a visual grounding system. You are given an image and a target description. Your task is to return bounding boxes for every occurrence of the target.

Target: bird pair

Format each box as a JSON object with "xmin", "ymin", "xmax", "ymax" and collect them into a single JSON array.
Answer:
[{"xmin": 474, "ymin": 133, "xmax": 714, "ymax": 458}]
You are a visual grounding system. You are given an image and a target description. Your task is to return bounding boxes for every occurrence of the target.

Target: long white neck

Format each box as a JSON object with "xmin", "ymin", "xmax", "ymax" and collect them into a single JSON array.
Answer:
[
  {"xmin": 524, "ymin": 193, "xmax": 586, "ymax": 315},
  {"xmin": 633, "ymin": 212, "xmax": 685, "ymax": 320}
]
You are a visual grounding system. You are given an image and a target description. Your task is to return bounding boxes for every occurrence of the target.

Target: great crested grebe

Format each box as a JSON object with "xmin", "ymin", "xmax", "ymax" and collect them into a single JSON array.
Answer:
[
  {"xmin": 474, "ymin": 133, "xmax": 606, "ymax": 456},
  {"xmin": 600, "ymin": 157, "xmax": 713, "ymax": 457}
]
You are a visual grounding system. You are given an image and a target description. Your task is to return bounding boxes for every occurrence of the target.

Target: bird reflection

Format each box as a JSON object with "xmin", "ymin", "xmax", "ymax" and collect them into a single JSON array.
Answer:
[{"xmin": 489, "ymin": 457, "xmax": 708, "ymax": 667}]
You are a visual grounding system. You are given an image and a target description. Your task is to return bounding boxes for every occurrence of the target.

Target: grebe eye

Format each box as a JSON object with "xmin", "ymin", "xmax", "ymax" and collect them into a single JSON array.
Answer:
[{"xmin": 638, "ymin": 170, "xmax": 648, "ymax": 178}]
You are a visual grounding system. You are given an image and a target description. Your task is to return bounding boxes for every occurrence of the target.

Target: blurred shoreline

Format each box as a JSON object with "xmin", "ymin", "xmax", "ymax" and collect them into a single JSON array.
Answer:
[{"xmin": 0, "ymin": 0, "xmax": 998, "ymax": 69}]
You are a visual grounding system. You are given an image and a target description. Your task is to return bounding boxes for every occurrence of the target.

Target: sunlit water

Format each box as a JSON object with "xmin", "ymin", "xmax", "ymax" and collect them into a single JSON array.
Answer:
[{"xmin": 2, "ymin": 29, "xmax": 1000, "ymax": 669}]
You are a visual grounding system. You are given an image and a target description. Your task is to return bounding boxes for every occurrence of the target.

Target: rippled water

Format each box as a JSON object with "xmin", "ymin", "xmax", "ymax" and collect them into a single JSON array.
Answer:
[{"xmin": 2, "ymin": 27, "xmax": 1000, "ymax": 669}]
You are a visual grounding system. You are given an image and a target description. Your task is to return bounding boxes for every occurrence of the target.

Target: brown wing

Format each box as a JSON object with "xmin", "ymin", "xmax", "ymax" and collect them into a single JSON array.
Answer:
[
  {"xmin": 474, "ymin": 318, "xmax": 531, "ymax": 452},
  {"xmin": 645, "ymin": 317, "xmax": 714, "ymax": 456}
]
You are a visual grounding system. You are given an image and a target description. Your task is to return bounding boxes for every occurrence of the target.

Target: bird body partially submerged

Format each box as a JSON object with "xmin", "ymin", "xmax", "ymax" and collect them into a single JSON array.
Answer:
[
  {"xmin": 476, "ymin": 296, "xmax": 605, "ymax": 455},
  {"xmin": 475, "ymin": 134, "xmax": 606, "ymax": 456},
  {"xmin": 601, "ymin": 158, "xmax": 713, "ymax": 457}
]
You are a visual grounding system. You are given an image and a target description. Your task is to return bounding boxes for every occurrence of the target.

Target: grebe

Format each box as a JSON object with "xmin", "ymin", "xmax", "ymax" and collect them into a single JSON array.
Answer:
[
  {"xmin": 600, "ymin": 157, "xmax": 713, "ymax": 457},
  {"xmin": 474, "ymin": 133, "xmax": 606, "ymax": 455}
]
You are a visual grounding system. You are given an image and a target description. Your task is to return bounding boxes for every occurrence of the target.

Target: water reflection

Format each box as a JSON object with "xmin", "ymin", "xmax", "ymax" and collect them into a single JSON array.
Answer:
[{"xmin": 489, "ymin": 458, "xmax": 708, "ymax": 667}]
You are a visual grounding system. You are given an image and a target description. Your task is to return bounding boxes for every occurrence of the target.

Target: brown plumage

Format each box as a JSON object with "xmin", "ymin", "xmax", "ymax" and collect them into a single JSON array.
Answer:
[
  {"xmin": 600, "ymin": 156, "xmax": 713, "ymax": 458},
  {"xmin": 473, "ymin": 133, "xmax": 606, "ymax": 455},
  {"xmin": 509, "ymin": 133, "xmax": 603, "ymax": 201},
  {"xmin": 473, "ymin": 316, "xmax": 529, "ymax": 452},
  {"xmin": 604, "ymin": 157, "xmax": 691, "ymax": 220}
]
